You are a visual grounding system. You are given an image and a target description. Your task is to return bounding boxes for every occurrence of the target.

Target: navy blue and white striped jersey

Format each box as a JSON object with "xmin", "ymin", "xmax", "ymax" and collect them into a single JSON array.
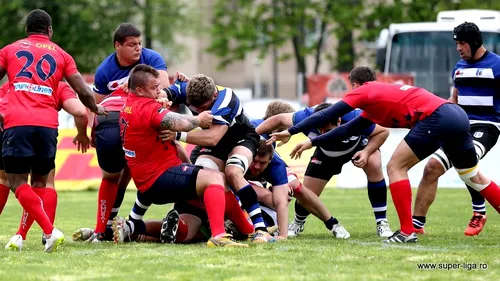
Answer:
[
  {"xmin": 166, "ymin": 80, "xmax": 248, "ymax": 127},
  {"xmin": 292, "ymin": 107, "xmax": 375, "ymax": 157},
  {"xmin": 453, "ymin": 51, "xmax": 500, "ymax": 126}
]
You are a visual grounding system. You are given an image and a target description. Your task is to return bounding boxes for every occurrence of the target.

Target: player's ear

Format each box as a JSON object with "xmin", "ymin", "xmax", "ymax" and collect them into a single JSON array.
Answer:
[
  {"xmin": 213, "ymin": 91, "xmax": 218, "ymax": 100},
  {"xmin": 47, "ymin": 26, "xmax": 53, "ymax": 39},
  {"xmin": 337, "ymin": 118, "xmax": 341, "ymax": 126}
]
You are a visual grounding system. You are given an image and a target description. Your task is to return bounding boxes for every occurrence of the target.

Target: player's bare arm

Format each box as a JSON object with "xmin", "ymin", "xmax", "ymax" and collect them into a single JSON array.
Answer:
[
  {"xmin": 449, "ymin": 87, "xmax": 458, "ymax": 103},
  {"xmin": 160, "ymin": 110, "xmax": 212, "ymax": 132},
  {"xmin": 66, "ymin": 73, "xmax": 107, "ymax": 115},
  {"xmin": 256, "ymin": 113, "xmax": 294, "ymax": 135},
  {"xmin": 363, "ymin": 125, "xmax": 390, "ymax": 156},
  {"xmin": 158, "ymin": 70, "xmax": 170, "ymax": 87},
  {"xmin": 184, "ymin": 124, "xmax": 228, "ymax": 146},
  {"xmin": 352, "ymin": 125, "xmax": 389, "ymax": 168}
]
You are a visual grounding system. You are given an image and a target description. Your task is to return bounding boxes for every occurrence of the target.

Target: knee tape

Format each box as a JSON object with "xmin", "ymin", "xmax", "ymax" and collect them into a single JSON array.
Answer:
[
  {"xmin": 456, "ymin": 165, "xmax": 489, "ymax": 191},
  {"xmin": 195, "ymin": 157, "xmax": 220, "ymax": 171},
  {"xmin": 226, "ymin": 154, "xmax": 249, "ymax": 174}
]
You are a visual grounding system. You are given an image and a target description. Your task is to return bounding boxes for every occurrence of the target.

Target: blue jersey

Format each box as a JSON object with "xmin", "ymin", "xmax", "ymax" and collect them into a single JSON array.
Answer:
[
  {"xmin": 245, "ymin": 152, "xmax": 288, "ymax": 187},
  {"xmin": 250, "ymin": 118, "xmax": 270, "ymax": 140},
  {"xmin": 167, "ymin": 81, "xmax": 248, "ymax": 127},
  {"xmin": 93, "ymin": 48, "xmax": 167, "ymax": 95},
  {"xmin": 293, "ymin": 107, "xmax": 375, "ymax": 156},
  {"xmin": 453, "ymin": 51, "xmax": 500, "ymax": 124}
]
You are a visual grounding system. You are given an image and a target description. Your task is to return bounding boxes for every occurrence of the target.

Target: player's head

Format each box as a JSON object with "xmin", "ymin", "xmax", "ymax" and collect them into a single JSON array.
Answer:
[
  {"xmin": 113, "ymin": 23, "xmax": 142, "ymax": 64},
  {"xmin": 348, "ymin": 66, "xmax": 376, "ymax": 89},
  {"xmin": 128, "ymin": 64, "xmax": 161, "ymax": 99},
  {"xmin": 249, "ymin": 139, "xmax": 274, "ymax": 175},
  {"xmin": 186, "ymin": 74, "xmax": 217, "ymax": 111},
  {"xmin": 453, "ymin": 22, "xmax": 483, "ymax": 61},
  {"xmin": 313, "ymin": 102, "xmax": 341, "ymax": 134},
  {"xmin": 264, "ymin": 101, "xmax": 296, "ymax": 120},
  {"xmin": 25, "ymin": 9, "xmax": 53, "ymax": 39}
]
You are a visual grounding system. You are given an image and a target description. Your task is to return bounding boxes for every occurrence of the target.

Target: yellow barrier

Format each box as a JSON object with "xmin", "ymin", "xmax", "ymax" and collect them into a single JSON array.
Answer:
[{"xmin": 54, "ymin": 129, "xmax": 336, "ymax": 191}]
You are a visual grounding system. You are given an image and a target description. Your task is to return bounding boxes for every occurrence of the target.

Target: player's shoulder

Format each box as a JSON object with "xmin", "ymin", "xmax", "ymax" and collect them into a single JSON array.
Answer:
[
  {"xmin": 140, "ymin": 48, "xmax": 165, "ymax": 64},
  {"xmin": 95, "ymin": 52, "xmax": 117, "ymax": 75}
]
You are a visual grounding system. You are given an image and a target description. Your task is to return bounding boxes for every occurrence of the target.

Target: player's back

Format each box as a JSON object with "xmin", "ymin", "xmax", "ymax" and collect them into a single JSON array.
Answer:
[
  {"xmin": 346, "ymin": 82, "xmax": 447, "ymax": 128},
  {"xmin": 0, "ymin": 35, "xmax": 78, "ymax": 129},
  {"xmin": 120, "ymin": 94, "xmax": 181, "ymax": 192}
]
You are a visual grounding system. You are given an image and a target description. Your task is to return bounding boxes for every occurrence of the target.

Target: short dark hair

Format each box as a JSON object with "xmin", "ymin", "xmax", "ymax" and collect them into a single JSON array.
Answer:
[
  {"xmin": 349, "ymin": 66, "xmax": 377, "ymax": 85},
  {"xmin": 313, "ymin": 102, "xmax": 332, "ymax": 113},
  {"xmin": 256, "ymin": 139, "xmax": 274, "ymax": 159},
  {"xmin": 186, "ymin": 74, "xmax": 217, "ymax": 106},
  {"xmin": 26, "ymin": 9, "xmax": 52, "ymax": 34},
  {"xmin": 113, "ymin": 23, "xmax": 141, "ymax": 45},
  {"xmin": 128, "ymin": 64, "xmax": 159, "ymax": 92}
]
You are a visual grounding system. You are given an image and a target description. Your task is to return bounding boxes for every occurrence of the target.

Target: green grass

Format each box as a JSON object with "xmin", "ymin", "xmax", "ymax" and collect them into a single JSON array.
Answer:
[{"xmin": 0, "ymin": 188, "xmax": 499, "ymax": 281}]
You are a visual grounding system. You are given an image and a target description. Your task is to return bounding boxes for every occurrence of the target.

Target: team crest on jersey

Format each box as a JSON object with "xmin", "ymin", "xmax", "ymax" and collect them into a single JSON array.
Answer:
[
  {"xmin": 107, "ymin": 76, "xmax": 129, "ymax": 91},
  {"xmin": 474, "ymin": 131, "xmax": 484, "ymax": 138},
  {"xmin": 18, "ymin": 40, "xmax": 32, "ymax": 48}
]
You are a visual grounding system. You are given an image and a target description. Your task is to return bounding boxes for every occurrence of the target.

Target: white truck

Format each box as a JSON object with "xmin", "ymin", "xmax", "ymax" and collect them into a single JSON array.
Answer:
[{"xmin": 376, "ymin": 9, "xmax": 500, "ymax": 98}]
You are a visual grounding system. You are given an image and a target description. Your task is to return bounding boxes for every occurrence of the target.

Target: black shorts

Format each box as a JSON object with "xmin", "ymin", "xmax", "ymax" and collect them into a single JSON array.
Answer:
[
  {"xmin": 2, "ymin": 126, "xmax": 58, "ymax": 175},
  {"xmin": 137, "ymin": 164, "xmax": 201, "ymax": 205},
  {"xmin": 431, "ymin": 123, "xmax": 500, "ymax": 170},
  {"xmin": 404, "ymin": 103, "xmax": 476, "ymax": 169},
  {"xmin": 197, "ymin": 125, "xmax": 260, "ymax": 161},
  {"xmin": 95, "ymin": 124, "xmax": 126, "ymax": 174},
  {"xmin": 304, "ymin": 141, "xmax": 367, "ymax": 181}
]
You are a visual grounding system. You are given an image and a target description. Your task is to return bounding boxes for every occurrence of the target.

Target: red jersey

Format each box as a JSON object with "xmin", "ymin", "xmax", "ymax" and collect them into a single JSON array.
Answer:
[
  {"xmin": 0, "ymin": 83, "xmax": 8, "ymax": 114},
  {"xmin": 342, "ymin": 82, "xmax": 448, "ymax": 128},
  {"xmin": 55, "ymin": 82, "xmax": 78, "ymax": 111},
  {"xmin": 0, "ymin": 81, "xmax": 75, "ymax": 124},
  {"xmin": 0, "ymin": 34, "xmax": 78, "ymax": 129},
  {"xmin": 120, "ymin": 94, "xmax": 181, "ymax": 192}
]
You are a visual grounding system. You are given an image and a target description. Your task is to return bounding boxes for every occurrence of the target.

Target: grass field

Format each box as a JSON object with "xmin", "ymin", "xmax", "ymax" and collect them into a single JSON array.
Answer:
[{"xmin": 0, "ymin": 188, "xmax": 499, "ymax": 281}]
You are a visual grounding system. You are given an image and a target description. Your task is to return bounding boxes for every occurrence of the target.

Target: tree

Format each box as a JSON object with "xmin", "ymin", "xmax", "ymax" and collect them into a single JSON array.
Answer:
[
  {"xmin": 0, "ymin": 0, "xmax": 136, "ymax": 73},
  {"xmin": 133, "ymin": 0, "xmax": 202, "ymax": 66},
  {"xmin": 208, "ymin": 0, "xmax": 347, "ymax": 94}
]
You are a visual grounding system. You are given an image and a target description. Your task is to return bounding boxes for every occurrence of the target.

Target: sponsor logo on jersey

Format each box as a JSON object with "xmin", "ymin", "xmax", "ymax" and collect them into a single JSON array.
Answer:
[
  {"xmin": 18, "ymin": 40, "xmax": 33, "ymax": 48},
  {"xmin": 13, "ymin": 82, "xmax": 53, "ymax": 96},
  {"xmin": 474, "ymin": 131, "xmax": 484, "ymax": 138},
  {"xmin": 310, "ymin": 158, "xmax": 322, "ymax": 165},
  {"xmin": 123, "ymin": 147, "xmax": 136, "ymax": 158},
  {"xmin": 107, "ymin": 76, "xmax": 129, "ymax": 91}
]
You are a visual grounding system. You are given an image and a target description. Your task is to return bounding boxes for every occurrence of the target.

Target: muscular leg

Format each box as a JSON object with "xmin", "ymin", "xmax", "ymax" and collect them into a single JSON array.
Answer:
[
  {"xmin": 0, "ymin": 169, "xmax": 9, "ymax": 214},
  {"xmin": 386, "ymin": 140, "xmax": 421, "ymax": 236}
]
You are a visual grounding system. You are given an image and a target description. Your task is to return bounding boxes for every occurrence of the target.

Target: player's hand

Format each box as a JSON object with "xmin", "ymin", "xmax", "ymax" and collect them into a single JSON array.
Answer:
[
  {"xmin": 73, "ymin": 134, "xmax": 90, "ymax": 153},
  {"xmin": 268, "ymin": 130, "xmax": 291, "ymax": 147},
  {"xmin": 93, "ymin": 105, "xmax": 108, "ymax": 116},
  {"xmin": 173, "ymin": 71, "xmax": 190, "ymax": 82},
  {"xmin": 158, "ymin": 129, "xmax": 177, "ymax": 142},
  {"xmin": 290, "ymin": 139, "xmax": 312, "ymax": 160},
  {"xmin": 197, "ymin": 111, "xmax": 213, "ymax": 128},
  {"xmin": 156, "ymin": 97, "xmax": 173, "ymax": 109},
  {"xmin": 352, "ymin": 150, "xmax": 368, "ymax": 168},
  {"xmin": 119, "ymin": 81, "xmax": 129, "ymax": 92}
]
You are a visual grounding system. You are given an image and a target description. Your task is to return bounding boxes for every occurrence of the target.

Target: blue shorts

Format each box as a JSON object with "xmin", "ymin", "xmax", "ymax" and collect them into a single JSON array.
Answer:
[
  {"xmin": 404, "ymin": 103, "xmax": 477, "ymax": 169},
  {"xmin": 95, "ymin": 113, "xmax": 126, "ymax": 174},
  {"xmin": 137, "ymin": 164, "xmax": 202, "ymax": 205},
  {"xmin": 2, "ymin": 126, "xmax": 58, "ymax": 175}
]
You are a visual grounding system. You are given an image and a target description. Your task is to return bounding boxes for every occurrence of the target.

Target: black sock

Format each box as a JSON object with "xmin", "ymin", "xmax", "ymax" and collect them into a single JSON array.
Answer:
[
  {"xmin": 367, "ymin": 180, "xmax": 388, "ymax": 223},
  {"xmin": 412, "ymin": 216, "xmax": 426, "ymax": 229},
  {"xmin": 324, "ymin": 217, "xmax": 339, "ymax": 230},
  {"xmin": 236, "ymin": 185, "xmax": 267, "ymax": 232},
  {"xmin": 467, "ymin": 185, "xmax": 486, "ymax": 215},
  {"xmin": 294, "ymin": 200, "xmax": 310, "ymax": 222}
]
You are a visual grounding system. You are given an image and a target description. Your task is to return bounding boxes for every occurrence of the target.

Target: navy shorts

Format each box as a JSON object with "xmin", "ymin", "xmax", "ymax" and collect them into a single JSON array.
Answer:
[
  {"xmin": 137, "ymin": 164, "xmax": 201, "ymax": 206},
  {"xmin": 305, "ymin": 140, "xmax": 367, "ymax": 181},
  {"xmin": 95, "ymin": 112, "xmax": 126, "ymax": 174},
  {"xmin": 404, "ymin": 103, "xmax": 477, "ymax": 169},
  {"xmin": 2, "ymin": 126, "xmax": 58, "ymax": 175}
]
